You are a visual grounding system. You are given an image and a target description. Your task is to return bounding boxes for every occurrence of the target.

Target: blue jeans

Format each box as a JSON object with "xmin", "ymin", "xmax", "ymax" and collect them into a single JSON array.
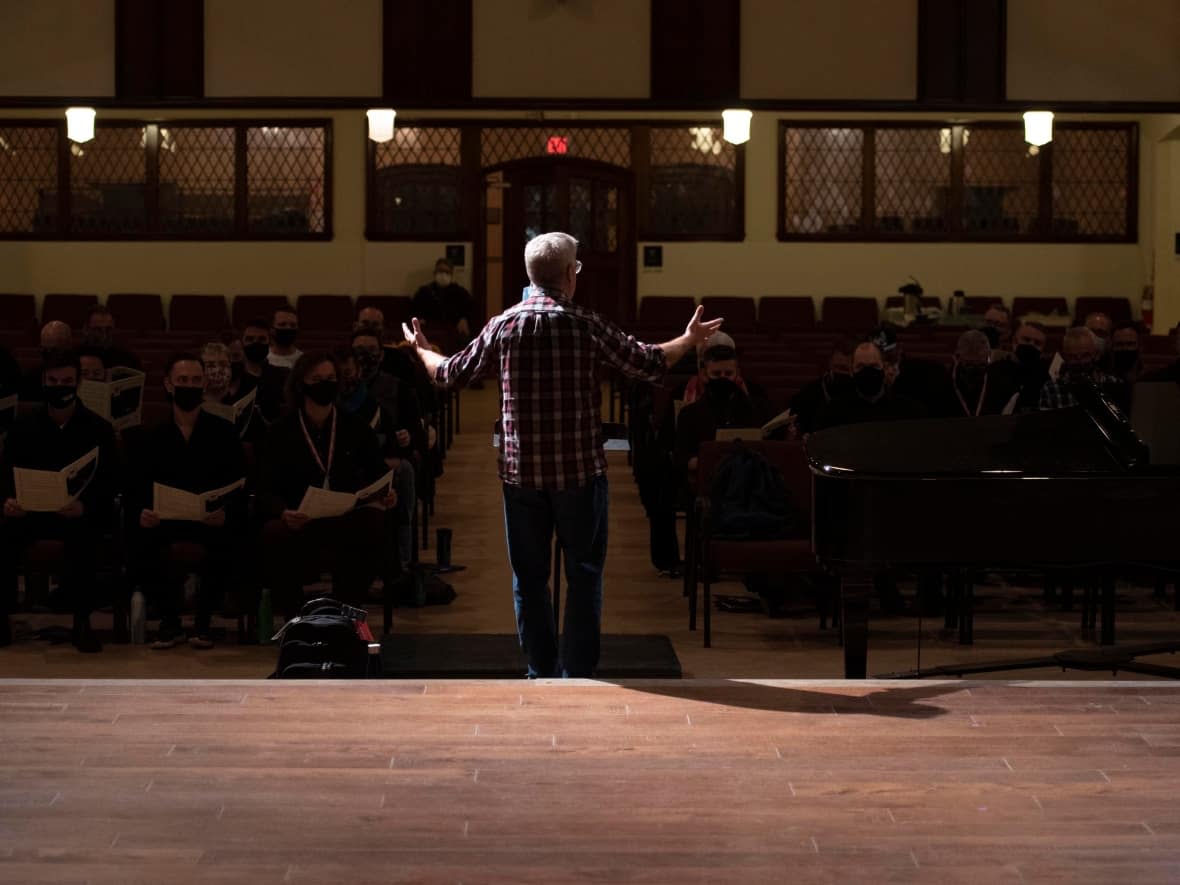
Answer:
[{"xmin": 502, "ymin": 475, "xmax": 608, "ymax": 678}]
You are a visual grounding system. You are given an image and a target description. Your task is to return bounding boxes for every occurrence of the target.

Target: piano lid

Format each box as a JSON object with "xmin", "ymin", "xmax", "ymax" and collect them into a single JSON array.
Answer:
[{"xmin": 806, "ymin": 408, "xmax": 1131, "ymax": 478}]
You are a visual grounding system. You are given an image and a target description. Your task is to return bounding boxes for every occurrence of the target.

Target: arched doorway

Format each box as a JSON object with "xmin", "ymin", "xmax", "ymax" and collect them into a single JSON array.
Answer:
[{"xmin": 489, "ymin": 157, "xmax": 635, "ymax": 324}]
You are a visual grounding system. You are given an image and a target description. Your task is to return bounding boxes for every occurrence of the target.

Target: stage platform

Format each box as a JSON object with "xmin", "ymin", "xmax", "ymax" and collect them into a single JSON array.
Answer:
[{"xmin": 2, "ymin": 679, "xmax": 1180, "ymax": 883}]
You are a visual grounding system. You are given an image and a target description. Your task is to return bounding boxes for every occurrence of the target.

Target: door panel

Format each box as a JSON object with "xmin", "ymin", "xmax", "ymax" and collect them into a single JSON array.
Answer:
[{"xmin": 502, "ymin": 160, "xmax": 633, "ymax": 324}]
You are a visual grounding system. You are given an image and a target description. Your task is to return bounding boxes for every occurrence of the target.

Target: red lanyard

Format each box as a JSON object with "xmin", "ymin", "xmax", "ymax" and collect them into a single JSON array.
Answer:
[{"xmin": 298, "ymin": 408, "xmax": 336, "ymax": 489}]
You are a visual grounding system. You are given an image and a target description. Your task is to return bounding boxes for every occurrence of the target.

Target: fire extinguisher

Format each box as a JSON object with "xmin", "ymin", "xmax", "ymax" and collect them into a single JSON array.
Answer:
[{"xmin": 1142, "ymin": 285, "xmax": 1154, "ymax": 333}]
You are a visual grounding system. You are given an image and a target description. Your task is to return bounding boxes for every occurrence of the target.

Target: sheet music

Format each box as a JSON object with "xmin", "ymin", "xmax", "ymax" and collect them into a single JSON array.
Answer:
[
  {"xmin": 202, "ymin": 388, "xmax": 256, "ymax": 438},
  {"xmin": 13, "ymin": 447, "xmax": 99, "ymax": 512},
  {"xmin": 714, "ymin": 427, "xmax": 761, "ymax": 443},
  {"xmin": 298, "ymin": 485, "xmax": 359, "ymax": 520},
  {"xmin": 78, "ymin": 368, "xmax": 145, "ymax": 430},
  {"xmin": 354, "ymin": 469, "xmax": 394, "ymax": 509},
  {"xmin": 153, "ymin": 477, "xmax": 246, "ymax": 522}
]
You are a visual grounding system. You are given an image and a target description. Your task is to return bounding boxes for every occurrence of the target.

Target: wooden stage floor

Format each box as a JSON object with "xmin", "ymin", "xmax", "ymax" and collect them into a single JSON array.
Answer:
[{"xmin": 3, "ymin": 680, "xmax": 1180, "ymax": 883}]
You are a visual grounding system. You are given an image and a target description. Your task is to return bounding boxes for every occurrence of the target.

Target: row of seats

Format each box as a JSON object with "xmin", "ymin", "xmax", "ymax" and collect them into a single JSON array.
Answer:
[
  {"xmin": 637, "ymin": 294, "xmax": 1135, "ymax": 334},
  {"xmin": 0, "ymin": 293, "xmax": 417, "ymax": 336}
]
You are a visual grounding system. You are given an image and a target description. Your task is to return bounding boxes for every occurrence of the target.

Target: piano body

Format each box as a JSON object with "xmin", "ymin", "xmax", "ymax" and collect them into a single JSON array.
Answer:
[{"xmin": 808, "ymin": 385, "xmax": 1180, "ymax": 678}]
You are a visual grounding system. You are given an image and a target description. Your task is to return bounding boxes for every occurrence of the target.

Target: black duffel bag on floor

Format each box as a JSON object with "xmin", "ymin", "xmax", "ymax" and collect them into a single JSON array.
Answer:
[{"xmin": 271, "ymin": 598, "xmax": 376, "ymax": 679}]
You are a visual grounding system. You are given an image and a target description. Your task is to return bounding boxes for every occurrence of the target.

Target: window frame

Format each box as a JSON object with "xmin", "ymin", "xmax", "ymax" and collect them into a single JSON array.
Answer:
[
  {"xmin": 0, "ymin": 117, "xmax": 332, "ymax": 241},
  {"xmin": 776, "ymin": 119, "xmax": 1137, "ymax": 244}
]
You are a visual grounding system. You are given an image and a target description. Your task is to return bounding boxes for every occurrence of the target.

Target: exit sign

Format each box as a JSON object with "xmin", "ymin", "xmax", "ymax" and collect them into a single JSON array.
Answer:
[{"xmin": 546, "ymin": 136, "xmax": 568, "ymax": 155}]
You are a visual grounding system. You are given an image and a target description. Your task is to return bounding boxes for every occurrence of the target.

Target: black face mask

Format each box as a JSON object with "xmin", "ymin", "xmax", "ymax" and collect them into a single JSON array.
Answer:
[
  {"xmin": 170, "ymin": 385, "xmax": 204, "ymax": 413},
  {"xmin": 272, "ymin": 328, "xmax": 298, "ymax": 348},
  {"xmin": 43, "ymin": 384, "xmax": 77, "ymax": 409},
  {"xmin": 705, "ymin": 377, "xmax": 740, "ymax": 401},
  {"xmin": 980, "ymin": 326, "xmax": 1001, "ymax": 349},
  {"xmin": 1014, "ymin": 344, "xmax": 1042, "ymax": 367},
  {"xmin": 303, "ymin": 379, "xmax": 338, "ymax": 407},
  {"xmin": 230, "ymin": 360, "xmax": 244, "ymax": 381},
  {"xmin": 956, "ymin": 364, "xmax": 987, "ymax": 391},
  {"xmin": 1112, "ymin": 350, "xmax": 1139, "ymax": 373},
  {"xmin": 853, "ymin": 366, "xmax": 885, "ymax": 399},
  {"xmin": 243, "ymin": 342, "xmax": 270, "ymax": 364},
  {"xmin": 354, "ymin": 347, "xmax": 382, "ymax": 380}
]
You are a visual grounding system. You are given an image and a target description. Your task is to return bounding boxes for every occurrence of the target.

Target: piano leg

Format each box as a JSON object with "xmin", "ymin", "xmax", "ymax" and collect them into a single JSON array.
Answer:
[
  {"xmin": 1100, "ymin": 573, "xmax": 1116, "ymax": 646},
  {"xmin": 840, "ymin": 577, "xmax": 871, "ymax": 679}
]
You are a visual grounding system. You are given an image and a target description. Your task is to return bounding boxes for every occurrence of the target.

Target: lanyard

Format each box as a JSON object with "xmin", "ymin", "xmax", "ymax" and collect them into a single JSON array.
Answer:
[
  {"xmin": 954, "ymin": 374, "xmax": 988, "ymax": 417},
  {"xmin": 298, "ymin": 408, "xmax": 336, "ymax": 489}
]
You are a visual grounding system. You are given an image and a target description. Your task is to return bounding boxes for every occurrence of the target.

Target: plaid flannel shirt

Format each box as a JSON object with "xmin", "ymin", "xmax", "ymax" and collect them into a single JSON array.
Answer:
[
  {"xmin": 1038, "ymin": 370, "xmax": 1123, "ymax": 410},
  {"xmin": 434, "ymin": 288, "xmax": 667, "ymax": 490}
]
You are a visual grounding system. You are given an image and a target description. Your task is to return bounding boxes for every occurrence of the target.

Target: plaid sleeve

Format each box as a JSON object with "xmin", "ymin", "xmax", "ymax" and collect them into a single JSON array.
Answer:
[
  {"xmin": 434, "ymin": 317, "xmax": 500, "ymax": 389},
  {"xmin": 590, "ymin": 314, "xmax": 666, "ymax": 382}
]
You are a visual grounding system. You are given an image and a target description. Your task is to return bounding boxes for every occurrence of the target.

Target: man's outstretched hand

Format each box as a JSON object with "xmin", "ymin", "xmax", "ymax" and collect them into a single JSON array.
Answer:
[
  {"xmin": 402, "ymin": 317, "xmax": 430, "ymax": 351},
  {"xmin": 685, "ymin": 305, "xmax": 724, "ymax": 345}
]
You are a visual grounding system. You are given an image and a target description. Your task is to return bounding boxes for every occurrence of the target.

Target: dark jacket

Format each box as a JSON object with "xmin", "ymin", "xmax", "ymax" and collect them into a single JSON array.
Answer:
[
  {"xmin": 413, "ymin": 281, "xmax": 475, "ymax": 328},
  {"xmin": 0, "ymin": 403, "xmax": 118, "ymax": 521},
  {"xmin": 258, "ymin": 407, "xmax": 387, "ymax": 519},
  {"xmin": 366, "ymin": 371, "xmax": 427, "ymax": 457},
  {"xmin": 817, "ymin": 390, "xmax": 926, "ymax": 429},
  {"xmin": 673, "ymin": 383, "xmax": 767, "ymax": 469}
]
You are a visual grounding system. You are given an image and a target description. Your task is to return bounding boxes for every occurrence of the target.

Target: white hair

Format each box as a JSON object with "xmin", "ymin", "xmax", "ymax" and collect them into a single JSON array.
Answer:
[
  {"xmin": 955, "ymin": 329, "xmax": 991, "ymax": 360},
  {"xmin": 1064, "ymin": 326, "xmax": 1098, "ymax": 349},
  {"xmin": 524, "ymin": 232, "xmax": 578, "ymax": 290}
]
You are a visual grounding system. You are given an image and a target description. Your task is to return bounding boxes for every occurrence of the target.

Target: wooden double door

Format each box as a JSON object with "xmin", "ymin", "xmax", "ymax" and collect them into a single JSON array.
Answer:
[{"xmin": 500, "ymin": 158, "xmax": 634, "ymax": 324}]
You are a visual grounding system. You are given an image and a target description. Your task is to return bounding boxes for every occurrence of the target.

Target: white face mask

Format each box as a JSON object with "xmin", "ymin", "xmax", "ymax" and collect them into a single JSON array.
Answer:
[{"xmin": 435, "ymin": 272, "xmax": 452, "ymax": 287}]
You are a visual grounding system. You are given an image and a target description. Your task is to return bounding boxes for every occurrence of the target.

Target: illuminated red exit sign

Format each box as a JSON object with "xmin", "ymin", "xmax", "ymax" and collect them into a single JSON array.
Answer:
[{"xmin": 546, "ymin": 136, "xmax": 568, "ymax": 155}]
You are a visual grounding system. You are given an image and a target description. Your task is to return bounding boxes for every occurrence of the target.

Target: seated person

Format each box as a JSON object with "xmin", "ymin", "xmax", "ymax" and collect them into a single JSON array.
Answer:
[
  {"xmin": 126, "ymin": 354, "xmax": 247, "ymax": 649},
  {"xmin": 871, "ymin": 325, "xmax": 955, "ymax": 416},
  {"xmin": 789, "ymin": 337, "xmax": 854, "ymax": 435},
  {"xmin": 81, "ymin": 304, "xmax": 140, "ymax": 371},
  {"xmin": 1110, "ymin": 322, "xmax": 1144, "ymax": 384},
  {"xmin": 219, "ymin": 329, "xmax": 251, "ymax": 391},
  {"xmin": 1143, "ymin": 324, "xmax": 1180, "ymax": 382},
  {"xmin": 413, "ymin": 257, "xmax": 475, "ymax": 344},
  {"xmin": 337, "ymin": 345, "xmax": 415, "ymax": 569},
  {"xmin": 77, "ymin": 347, "xmax": 108, "ymax": 383},
  {"xmin": 1, "ymin": 350, "xmax": 117, "ymax": 651},
  {"xmin": 356, "ymin": 306, "xmax": 387, "ymax": 338},
  {"xmin": 258, "ymin": 353, "xmax": 397, "ymax": 620},
  {"xmin": 982, "ymin": 303, "xmax": 1013, "ymax": 358},
  {"xmin": 267, "ymin": 306, "xmax": 302, "ymax": 370},
  {"xmin": 241, "ymin": 316, "xmax": 290, "ymax": 425},
  {"xmin": 948, "ymin": 329, "xmax": 1010, "ymax": 416},
  {"xmin": 1039, "ymin": 327, "xmax": 1125, "ymax": 411},
  {"xmin": 351, "ymin": 329, "xmax": 427, "ymax": 462},
  {"xmin": 817, "ymin": 341, "xmax": 926, "ymax": 429},
  {"xmin": 1084, "ymin": 311, "xmax": 1114, "ymax": 369},
  {"xmin": 987, "ymin": 321, "xmax": 1049, "ymax": 414},
  {"xmin": 202, "ymin": 341, "xmax": 256, "ymax": 406},
  {"xmin": 681, "ymin": 332, "xmax": 739, "ymax": 404},
  {"xmin": 674, "ymin": 344, "xmax": 768, "ymax": 474},
  {"xmin": 19, "ymin": 321, "xmax": 73, "ymax": 402}
]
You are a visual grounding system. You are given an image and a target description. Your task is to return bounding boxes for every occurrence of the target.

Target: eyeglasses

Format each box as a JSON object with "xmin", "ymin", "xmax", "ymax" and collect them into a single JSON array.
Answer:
[{"xmin": 574, "ymin": 260, "xmax": 582, "ymax": 275}]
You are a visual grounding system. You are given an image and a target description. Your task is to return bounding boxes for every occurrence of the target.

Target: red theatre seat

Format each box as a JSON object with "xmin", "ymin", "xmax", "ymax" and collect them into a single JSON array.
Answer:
[
  {"xmin": 700, "ymin": 297, "xmax": 757, "ymax": 332},
  {"xmin": 41, "ymin": 293, "xmax": 98, "ymax": 329},
  {"xmin": 638, "ymin": 296, "xmax": 697, "ymax": 328},
  {"xmin": 232, "ymin": 295, "xmax": 294, "ymax": 331},
  {"xmin": 0, "ymin": 293, "xmax": 38, "ymax": 337},
  {"xmin": 107, "ymin": 293, "xmax": 165, "ymax": 332},
  {"xmin": 1074, "ymin": 297, "xmax": 1133, "ymax": 326},
  {"xmin": 758, "ymin": 296, "xmax": 816, "ymax": 331},
  {"xmin": 356, "ymin": 295, "xmax": 413, "ymax": 330},
  {"xmin": 821, "ymin": 296, "xmax": 879, "ymax": 334},
  {"xmin": 297, "ymin": 295, "xmax": 355, "ymax": 333},
  {"xmin": 169, "ymin": 295, "xmax": 230, "ymax": 333}
]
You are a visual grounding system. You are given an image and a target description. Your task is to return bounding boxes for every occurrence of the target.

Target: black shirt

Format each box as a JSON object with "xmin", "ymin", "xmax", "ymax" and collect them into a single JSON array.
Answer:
[
  {"xmin": 246, "ymin": 363, "xmax": 290, "ymax": 426},
  {"xmin": 674, "ymin": 387, "xmax": 766, "ymax": 469},
  {"xmin": 817, "ymin": 391, "xmax": 926, "ymax": 429},
  {"xmin": 125, "ymin": 410, "xmax": 247, "ymax": 522},
  {"xmin": 413, "ymin": 281, "xmax": 474, "ymax": 328},
  {"xmin": 892, "ymin": 356, "xmax": 956, "ymax": 417},
  {"xmin": 259, "ymin": 407, "xmax": 388, "ymax": 519},
  {"xmin": 986, "ymin": 357, "xmax": 1049, "ymax": 415},
  {"xmin": 0, "ymin": 403, "xmax": 118, "ymax": 520},
  {"xmin": 790, "ymin": 375, "xmax": 844, "ymax": 435},
  {"xmin": 366, "ymin": 371, "xmax": 427, "ymax": 457}
]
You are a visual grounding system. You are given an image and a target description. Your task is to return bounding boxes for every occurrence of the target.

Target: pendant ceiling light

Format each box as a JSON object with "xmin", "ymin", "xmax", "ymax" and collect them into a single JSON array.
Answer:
[
  {"xmin": 366, "ymin": 108, "xmax": 397, "ymax": 143},
  {"xmin": 1023, "ymin": 110, "xmax": 1054, "ymax": 147},
  {"xmin": 65, "ymin": 107, "xmax": 96, "ymax": 143},
  {"xmin": 722, "ymin": 109, "xmax": 752, "ymax": 145}
]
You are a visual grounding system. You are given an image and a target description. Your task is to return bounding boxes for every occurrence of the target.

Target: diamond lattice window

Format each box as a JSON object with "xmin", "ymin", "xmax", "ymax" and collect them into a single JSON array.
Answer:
[
  {"xmin": 159, "ymin": 126, "xmax": 236, "ymax": 236},
  {"xmin": 70, "ymin": 125, "xmax": 147, "ymax": 235},
  {"xmin": 246, "ymin": 126, "xmax": 327, "ymax": 235},
  {"xmin": 480, "ymin": 128, "xmax": 630, "ymax": 168},
  {"xmin": 782, "ymin": 127, "xmax": 862, "ymax": 235},
  {"xmin": 874, "ymin": 128, "xmax": 952, "ymax": 234},
  {"xmin": 962, "ymin": 127, "xmax": 1040, "ymax": 236},
  {"xmin": 0, "ymin": 125, "xmax": 58, "ymax": 235},
  {"xmin": 648, "ymin": 126, "xmax": 740, "ymax": 238},
  {"xmin": 1052, "ymin": 128, "xmax": 1130, "ymax": 238},
  {"xmin": 371, "ymin": 127, "xmax": 463, "ymax": 236}
]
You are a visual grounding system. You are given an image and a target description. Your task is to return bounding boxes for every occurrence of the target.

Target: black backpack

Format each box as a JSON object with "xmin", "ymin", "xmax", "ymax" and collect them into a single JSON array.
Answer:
[
  {"xmin": 271, "ymin": 598, "xmax": 374, "ymax": 679},
  {"xmin": 709, "ymin": 445, "xmax": 802, "ymax": 540}
]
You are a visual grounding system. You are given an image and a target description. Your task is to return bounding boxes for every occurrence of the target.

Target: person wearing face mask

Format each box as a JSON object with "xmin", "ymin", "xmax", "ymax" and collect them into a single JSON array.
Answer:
[
  {"xmin": 681, "ymin": 332, "xmax": 743, "ymax": 404},
  {"xmin": 336, "ymin": 345, "xmax": 416, "ymax": 569},
  {"xmin": 982, "ymin": 303, "xmax": 1013, "ymax": 359},
  {"xmin": 817, "ymin": 341, "xmax": 925, "ymax": 429},
  {"xmin": 258, "ymin": 353, "xmax": 397, "ymax": 620},
  {"xmin": 19, "ymin": 321, "xmax": 73, "ymax": 402},
  {"xmin": 1109, "ymin": 322, "xmax": 1144, "ymax": 385},
  {"xmin": 947, "ymin": 330, "xmax": 1014, "ymax": 416},
  {"xmin": 241, "ymin": 316, "xmax": 291, "ymax": 425},
  {"xmin": 1083, "ymin": 311, "xmax": 1114, "ymax": 370},
  {"xmin": 986, "ymin": 321, "xmax": 1050, "ymax": 414},
  {"xmin": 1, "ymin": 350, "xmax": 117, "ymax": 651},
  {"xmin": 350, "ymin": 330, "xmax": 427, "ymax": 462},
  {"xmin": 1039, "ymin": 327, "xmax": 1125, "ymax": 411},
  {"xmin": 673, "ymin": 345, "xmax": 766, "ymax": 476},
  {"xmin": 789, "ymin": 338, "xmax": 856, "ymax": 436},
  {"xmin": 869, "ymin": 325, "xmax": 954, "ymax": 417},
  {"xmin": 412, "ymin": 258, "xmax": 476, "ymax": 347},
  {"xmin": 81, "ymin": 305, "xmax": 140, "ymax": 372},
  {"xmin": 266, "ymin": 306, "xmax": 303, "ymax": 370},
  {"xmin": 125, "ymin": 354, "xmax": 247, "ymax": 650}
]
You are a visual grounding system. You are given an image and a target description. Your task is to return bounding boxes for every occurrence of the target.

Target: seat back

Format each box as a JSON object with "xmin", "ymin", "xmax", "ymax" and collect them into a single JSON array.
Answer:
[
  {"xmin": 0, "ymin": 293, "xmax": 37, "ymax": 335},
  {"xmin": 962, "ymin": 296, "xmax": 1000, "ymax": 315},
  {"xmin": 297, "ymin": 294, "xmax": 354, "ymax": 333},
  {"xmin": 700, "ymin": 296, "xmax": 756, "ymax": 331},
  {"xmin": 821, "ymin": 296, "xmax": 879, "ymax": 333},
  {"xmin": 232, "ymin": 295, "xmax": 293, "ymax": 331},
  {"xmin": 884, "ymin": 295, "xmax": 943, "ymax": 311},
  {"xmin": 638, "ymin": 296, "xmax": 697, "ymax": 327},
  {"xmin": 1074, "ymin": 296, "xmax": 1132, "ymax": 326},
  {"xmin": 356, "ymin": 294, "xmax": 413, "ymax": 330},
  {"xmin": 1012, "ymin": 296, "xmax": 1069, "ymax": 319},
  {"xmin": 169, "ymin": 295, "xmax": 230, "ymax": 332},
  {"xmin": 107, "ymin": 293, "xmax": 165, "ymax": 331},
  {"xmin": 758, "ymin": 296, "xmax": 816, "ymax": 330},
  {"xmin": 42, "ymin": 293, "xmax": 98, "ymax": 328}
]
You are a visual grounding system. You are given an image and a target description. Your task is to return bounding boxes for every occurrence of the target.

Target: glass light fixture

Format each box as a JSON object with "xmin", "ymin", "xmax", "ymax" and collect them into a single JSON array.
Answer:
[
  {"xmin": 367, "ymin": 108, "xmax": 396, "ymax": 143},
  {"xmin": 66, "ymin": 107, "xmax": 96, "ymax": 143},
  {"xmin": 722, "ymin": 109, "xmax": 752, "ymax": 145},
  {"xmin": 938, "ymin": 128, "xmax": 952, "ymax": 154},
  {"xmin": 1023, "ymin": 110, "xmax": 1053, "ymax": 147}
]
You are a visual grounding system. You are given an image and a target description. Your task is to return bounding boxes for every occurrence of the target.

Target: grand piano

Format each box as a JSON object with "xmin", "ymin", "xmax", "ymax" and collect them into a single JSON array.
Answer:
[{"xmin": 807, "ymin": 381, "xmax": 1180, "ymax": 678}]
